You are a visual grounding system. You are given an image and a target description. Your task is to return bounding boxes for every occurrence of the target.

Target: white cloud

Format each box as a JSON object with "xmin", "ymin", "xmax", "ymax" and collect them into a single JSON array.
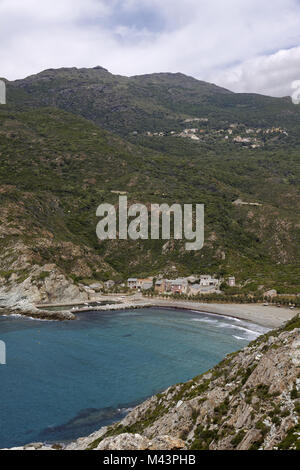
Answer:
[
  {"xmin": 213, "ymin": 46, "xmax": 300, "ymax": 97},
  {"xmin": 0, "ymin": 0, "xmax": 300, "ymax": 97},
  {"xmin": 292, "ymin": 78, "xmax": 300, "ymax": 103}
]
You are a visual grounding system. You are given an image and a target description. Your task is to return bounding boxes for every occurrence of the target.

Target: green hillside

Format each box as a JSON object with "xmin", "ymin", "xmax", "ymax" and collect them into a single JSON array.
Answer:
[{"xmin": 0, "ymin": 68, "xmax": 300, "ymax": 294}]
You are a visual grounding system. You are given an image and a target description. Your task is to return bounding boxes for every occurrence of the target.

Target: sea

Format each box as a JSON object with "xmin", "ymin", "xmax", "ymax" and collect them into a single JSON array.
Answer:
[{"xmin": 0, "ymin": 307, "xmax": 268, "ymax": 448}]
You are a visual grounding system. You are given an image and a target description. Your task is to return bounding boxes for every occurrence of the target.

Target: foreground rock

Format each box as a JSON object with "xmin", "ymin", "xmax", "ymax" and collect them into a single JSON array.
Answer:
[
  {"xmin": 96, "ymin": 434, "xmax": 185, "ymax": 450},
  {"xmin": 0, "ymin": 307, "xmax": 75, "ymax": 321}
]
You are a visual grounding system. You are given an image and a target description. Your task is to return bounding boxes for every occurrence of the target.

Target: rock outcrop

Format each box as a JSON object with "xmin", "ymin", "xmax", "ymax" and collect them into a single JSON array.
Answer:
[
  {"xmin": 0, "ymin": 263, "xmax": 89, "ymax": 309},
  {"xmin": 95, "ymin": 434, "xmax": 185, "ymax": 451}
]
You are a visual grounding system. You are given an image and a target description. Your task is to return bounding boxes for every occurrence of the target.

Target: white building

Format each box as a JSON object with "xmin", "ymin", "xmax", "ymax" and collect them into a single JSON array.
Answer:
[
  {"xmin": 127, "ymin": 278, "xmax": 138, "ymax": 289},
  {"xmin": 199, "ymin": 275, "xmax": 219, "ymax": 287}
]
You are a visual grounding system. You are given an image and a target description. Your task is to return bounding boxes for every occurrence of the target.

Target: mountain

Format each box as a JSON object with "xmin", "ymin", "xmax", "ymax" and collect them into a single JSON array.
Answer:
[
  {"xmin": 0, "ymin": 68, "xmax": 300, "ymax": 307},
  {"xmin": 7, "ymin": 67, "xmax": 300, "ymax": 136},
  {"xmin": 6, "ymin": 67, "xmax": 234, "ymax": 136}
]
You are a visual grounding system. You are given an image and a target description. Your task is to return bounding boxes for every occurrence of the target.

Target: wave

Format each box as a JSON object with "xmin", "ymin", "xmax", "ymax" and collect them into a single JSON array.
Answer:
[
  {"xmin": 1, "ymin": 313, "xmax": 54, "ymax": 322},
  {"xmin": 190, "ymin": 310, "xmax": 242, "ymax": 323},
  {"xmin": 2, "ymin": 313, "xmax": 23, "ymax": 318},
  {"xmin": 191, "ymin": 314, "xmax": 268, "ymax": 340},
  {"xmin": 191, "ymin": 317, "xmax": 219, "ymax": 324}
]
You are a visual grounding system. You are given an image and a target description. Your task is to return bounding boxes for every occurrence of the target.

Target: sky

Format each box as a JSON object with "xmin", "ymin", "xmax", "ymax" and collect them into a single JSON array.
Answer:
[{"xmin": 1, "ymin": 0, "xmax": 300, "ymax": 97}]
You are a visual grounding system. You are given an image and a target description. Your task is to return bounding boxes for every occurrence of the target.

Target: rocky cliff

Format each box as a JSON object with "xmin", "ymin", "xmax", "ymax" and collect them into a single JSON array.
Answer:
[{"xmin": 64, "ymin": 315, "xmax": 300, "ymax": 451}]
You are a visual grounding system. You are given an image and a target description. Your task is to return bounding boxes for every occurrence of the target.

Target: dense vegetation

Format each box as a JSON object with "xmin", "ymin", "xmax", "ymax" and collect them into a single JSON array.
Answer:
[{"xmin": 0, "ymin": 68, "xmax": 299, "ymax": 292}]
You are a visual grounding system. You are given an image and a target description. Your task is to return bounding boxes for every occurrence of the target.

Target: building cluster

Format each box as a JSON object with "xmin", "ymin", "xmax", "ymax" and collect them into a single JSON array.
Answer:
[
  {"xmin": 183, "ymin": 118, "xmax": 209, "ymax": 123},
  {"xmin": 140, "ymin": 121, "xmax": 288, "ymax": 149},
  {"xmin": 127, "ymin": 275, "xmax": 236, "ymax": 295},
  {"xmin": 127, "ymin": 278, "xmax": 154, "ymax": 291},
  {"xmin": 155, "ymin": 275, "xmax": 220, "ymax": 295},
  {"xmin": 87, "ymin": 275, "xmax": 236, "ymax": 295}
]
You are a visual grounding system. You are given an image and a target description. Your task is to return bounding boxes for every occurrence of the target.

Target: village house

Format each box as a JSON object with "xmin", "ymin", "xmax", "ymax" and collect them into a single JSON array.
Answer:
[
  {"xmin": 189, "ymin": 284, "xmax": 220, "ymax": 296},
  {"xmin": 164, "ymin": 280, "xmax": 173, "ymax": 292},
  {"xmin": 155, "ymin": 279, "xmax": 166, "ymax": 293},
  {"xmin": 228, "ymin": 276, "xmax": 236, "ymax": 287},
  {"xmin": 199, "ymin": 275, "xmax": 219, "ymax": 288},
  {"xmin": 189, "ymin": 284, "xmax": 202, "ymax": 296},
  {"xmin": 127, "ymin": 278, "xmax": 138, "ymax": 289},
  {"xmin": 170, "ymin": 279, "xmax": 189, "ymax": 294},
  {"xmin": 127, "ymin": 278, "xmax": 153, "ymax": 290},
  {"xmin": 136, "ymin": 278, "xmax": 153, "ymax": 290},
  {"xmin": 182, "ymin": 128, "xmax": 198, "ymax": 135}
]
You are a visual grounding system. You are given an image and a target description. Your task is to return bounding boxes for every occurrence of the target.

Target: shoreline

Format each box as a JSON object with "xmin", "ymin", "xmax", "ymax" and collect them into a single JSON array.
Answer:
[
  {"xmin": 148, "ymin": 299, "xmax": 298, "ymax": 328},
  {"xmin": 71, "ymin": 296, "xmax": 297, "ymax": 329},
  {"xmin": 1, "ymin": 298, "xmax": 298, "ymax": 328}
]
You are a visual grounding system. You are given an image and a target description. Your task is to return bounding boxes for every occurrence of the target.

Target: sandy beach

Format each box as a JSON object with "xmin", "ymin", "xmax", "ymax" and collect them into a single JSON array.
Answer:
[
  {"xmin": 33, "ymin": 295, "xmax": 299, "ymax": 328},
  {"xmin": 147, "ymin": 299, "xmax": 298, "ymax": 329}
]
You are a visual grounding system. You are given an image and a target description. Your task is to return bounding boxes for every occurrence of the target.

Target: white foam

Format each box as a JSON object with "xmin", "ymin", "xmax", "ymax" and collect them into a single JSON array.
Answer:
[
  {"xmin": 190, "ymin": 312, "xmax": 268, "ymax": 341},
  {"xmin": 1, "ymin": 314, "xmax": 54, "ymax": 322},
  {"xmin": 2, "ymin": 314, "xmax": 22, "ymax": 318},
  {"xmin": 190, "ymin": 310, "xmax": 242, "ymax": 322},
  {"xmin": 191, "ymin": 317, "xmax": 219, "ymax": 324}
]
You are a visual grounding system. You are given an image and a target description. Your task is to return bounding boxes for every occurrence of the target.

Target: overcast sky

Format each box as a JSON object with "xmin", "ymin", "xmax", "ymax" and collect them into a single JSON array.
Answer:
[{"xmin": 1, "ymin": 0, "xmax": 300, "ymax": 97}]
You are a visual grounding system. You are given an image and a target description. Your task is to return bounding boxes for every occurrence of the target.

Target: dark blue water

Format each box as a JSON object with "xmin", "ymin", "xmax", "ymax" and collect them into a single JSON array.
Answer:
[{"xmin": 0, "ymin": 307, "xmax": 267, "ymax": 448}]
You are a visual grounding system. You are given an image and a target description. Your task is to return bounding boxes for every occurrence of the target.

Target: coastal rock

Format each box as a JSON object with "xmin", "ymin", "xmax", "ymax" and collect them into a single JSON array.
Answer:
[
  {"xmin": 1, "ymin": 306, "xmax": 75, "ymax": 321},
  {"xmin": 0, "ymin": 263, "xmax": 88, "ymax": 309},
  {"xmin": 2, "ymin": 443, "xmax": 56, "ymax": 451},
  {"xmin": 96, "ymin": 434, "xmax": 151, "ymax": 450},
  {"xmin": 149, "ymin": 435, "xmax": 185, "ymax": 450},
  {"xmin": 96, "ymin": 433, "xmax": 185, "ymax": 451},
  {"xmin": 65, "ymin": 427, "xmax": 109, "ymax": 450},
  {"xmin": 291, "ymin": 337, "xmax": 300, "ymax": 366}
]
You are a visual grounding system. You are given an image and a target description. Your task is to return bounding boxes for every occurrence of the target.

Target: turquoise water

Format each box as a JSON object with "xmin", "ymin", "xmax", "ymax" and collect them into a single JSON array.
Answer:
[{"xmin": 0, "ymin": 307, "xmax": 267, "ymax": 448}]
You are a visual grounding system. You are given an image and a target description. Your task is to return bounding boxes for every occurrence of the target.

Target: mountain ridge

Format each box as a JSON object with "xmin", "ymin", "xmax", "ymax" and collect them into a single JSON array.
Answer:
[{"xmin": 7, "ymin": 66, "xmax": 300, "ymax": 136}]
